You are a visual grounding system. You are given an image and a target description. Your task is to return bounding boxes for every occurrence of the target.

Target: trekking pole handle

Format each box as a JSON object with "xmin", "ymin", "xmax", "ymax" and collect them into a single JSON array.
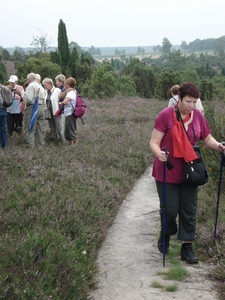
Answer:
[
  {"xmin": 221, "ymin": 142, "xmax": 225, "ymax": 155},
  {"xmin": 162, "ymin": 147, "xmax": 173, "ymax": 170}
]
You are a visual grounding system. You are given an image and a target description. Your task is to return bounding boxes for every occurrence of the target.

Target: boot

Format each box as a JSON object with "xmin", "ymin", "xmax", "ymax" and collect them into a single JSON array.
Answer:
[{"xmin": 181, "ymin": 243, "xmax": 199, "ymax": 264}]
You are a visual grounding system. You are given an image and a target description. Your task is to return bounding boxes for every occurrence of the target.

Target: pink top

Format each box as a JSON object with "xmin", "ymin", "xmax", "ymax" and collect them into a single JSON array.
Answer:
[
  {"xmin": 7, "ymin": 84, "xmax": 25, "ymax": 114},
  {"xmin": 152, "ymin": 106, "xmax": 211, "ymax": 183}
]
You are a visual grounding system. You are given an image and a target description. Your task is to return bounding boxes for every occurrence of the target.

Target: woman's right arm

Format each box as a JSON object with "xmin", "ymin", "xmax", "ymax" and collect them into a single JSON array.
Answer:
[{"xmin": 150, "ymin": 128, "xmax": 167, "ymax": 162}]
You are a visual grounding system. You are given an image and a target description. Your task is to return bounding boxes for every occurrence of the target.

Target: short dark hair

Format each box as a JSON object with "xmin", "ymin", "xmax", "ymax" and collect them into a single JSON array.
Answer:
[{"xmin": 178, "ymin": 82, "xmax": 200, "ymax": 100}]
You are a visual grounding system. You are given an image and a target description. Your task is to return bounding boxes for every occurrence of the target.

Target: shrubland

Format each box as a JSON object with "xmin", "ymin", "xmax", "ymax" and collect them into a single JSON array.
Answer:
[{"xmin": 0, "ymin": 97, "xmax": 225, "ymax": 299}]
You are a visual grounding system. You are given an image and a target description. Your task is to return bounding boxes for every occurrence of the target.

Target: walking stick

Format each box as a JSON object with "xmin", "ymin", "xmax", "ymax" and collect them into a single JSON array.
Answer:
[
  {"xmin": 161, "ymin": 148, "xmax": 173, "ymax": 267},
  {"xmin": 214, "ymin": 144, "xmax": 225, "ymax": 238},
  {"xmin": 162, "ymin": 156, "xmax": 167, "ymax": 267}
]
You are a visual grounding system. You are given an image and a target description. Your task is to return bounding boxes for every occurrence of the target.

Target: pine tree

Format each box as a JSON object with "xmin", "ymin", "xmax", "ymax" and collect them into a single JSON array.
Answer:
[
  {"xmin": 58, "ymin": 19, "xmax": 70, "ymax": 74},
  {"xmin": 68, "ymin": 47, "xmax": 79, "ymax": 78}
]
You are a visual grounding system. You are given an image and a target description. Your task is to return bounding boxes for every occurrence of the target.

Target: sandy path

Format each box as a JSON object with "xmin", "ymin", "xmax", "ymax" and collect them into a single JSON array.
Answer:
[{"xmin": 89, "ymin": 166, "xmax": 218, "ymax": 300}]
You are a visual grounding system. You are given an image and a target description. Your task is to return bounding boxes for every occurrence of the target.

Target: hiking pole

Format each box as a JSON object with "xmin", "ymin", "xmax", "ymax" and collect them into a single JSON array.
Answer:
[
  {"xmin": 162, "ymin": 147, "xmax": 167, "ymax": 267},
  {"xmin": 161, "ymin": 148, "xmax": 173, "ymax": 267},
  {"xmin": 214, "ymin": 142, "xmax": 225, "ymax": 238}
]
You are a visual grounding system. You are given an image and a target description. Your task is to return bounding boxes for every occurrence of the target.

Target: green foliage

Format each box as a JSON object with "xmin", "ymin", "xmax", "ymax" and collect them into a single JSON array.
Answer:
[
  {"xmin": 156, "ymin": 68, "xmax": 183, "ymax": 99},
  {"xmin": 188, "ymin": 36, "xmax": 225, "ymax": 52},
  {"xmin": 69, "ymin": 41, "xmax": 82, "ymax": 57},
  {"xmin": 87, "ymin": 67, "xmax": 117, "ymax": 99},
  {"xmin": 165, "ymin": 284, "xmax": 178, "ymax": 292},
  {"xmin": 80, "ymin": 51, "xmax": 95, "ymax": 66},
  {"xmin": 16, "ymin": 57, "xmax": 61, "ymax": 84},
  {"xmin": 50, "ymin": 50, "xmax": 61, "ymax": 65},
  {"xmin": 151, "ymin": 281, "xmax": 164, "ymax": 288},
  {"xmin": 110, "ymin": 58, "xmax": 125, "ymax": 70},
  {"xmin": 120, "ymin": 59, "xmax": 156, "ymax": 98},
  {"xmin": 117, "ymin": 75, "xmax": 136, "ymax": 97},
  {"xmin": 200, "ymin": 79, "xmax": 213, "ymax": 100},
  {"xmin": 88, "ymin": 45, "xmax": 101, "ymax": 55},
  {"xmin": 165, "ymin": 265, "xmax": 188, "ymax": 281},
  {"xmin": 58, "ymin": 19, "xmax": 70, "ymax": 73},
  {"xmin": 162, "ymin": 37, "xmax": 172, "ymax": 55},
  {"xmin": 0, "ymin": 61, "xmax": 7, "ymax": 83},
  {"xmin": 137, "ymin": 46, "xmax": 145, "ymax": 55},
  {"xmin": 182, "ymin": 68, "xmax": 201, "ymax": 86},
  {"xmin": 131, "ymin": 64, "xmax": 156, "ymax": 98},
  {"xmin": 2, "ymin": 48, "xmax": 10, "ymax": 60},
  {"xmin": 151, "ymin": 281, "xmax": 178, "ymax": 292},
  {"xmin": 210, "ymin": 76, "xmax": 225, "ymax": 100},
  {"xmin": 165, "ymin": 50, "xmax": 187, "ymax": 70},
  {"xmin": 194, "ymin": 101, "xmax": 225, "ymax": 299},
  {"xmin": 196, "ymin": 63, "xmax": 217, "ymax": 79},
  {"xmin": 68, "ymin": 47, "xmax": 79, "ymax": 78},
  {"xmin": 75, "ymin": 61, "xmax": 94, "ymax": 89},
  {"xmin": 120, "ymin": 58, "xmax": 140, "ymax": 76}
]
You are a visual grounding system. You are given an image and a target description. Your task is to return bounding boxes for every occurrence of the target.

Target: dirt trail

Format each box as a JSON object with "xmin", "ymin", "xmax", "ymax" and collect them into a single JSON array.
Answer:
[{"xmin": 89, "ymin": 166, "xmax": 218, "ymax": 300}]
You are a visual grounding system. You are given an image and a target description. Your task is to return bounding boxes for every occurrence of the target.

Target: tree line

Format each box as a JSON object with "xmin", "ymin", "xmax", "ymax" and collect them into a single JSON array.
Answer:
[{"xmin": 0, "ymin": 19, "xmax": 225, "ymax": 102}]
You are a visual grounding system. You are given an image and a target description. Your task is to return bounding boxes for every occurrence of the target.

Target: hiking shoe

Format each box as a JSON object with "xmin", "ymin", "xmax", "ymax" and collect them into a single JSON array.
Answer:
[
  {"xmin": 181, "ymin": 243, "xmax": 199, "ymax": 264},
  {"xmin": 158, "ymin": 233, "xmax": 170, "ymax": 254}
]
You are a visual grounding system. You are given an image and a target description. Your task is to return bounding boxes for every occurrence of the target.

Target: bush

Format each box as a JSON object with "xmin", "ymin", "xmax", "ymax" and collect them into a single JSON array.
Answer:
[{"xmin": 117, "ymin": 75, "xmax": 136, "ymax": 97}]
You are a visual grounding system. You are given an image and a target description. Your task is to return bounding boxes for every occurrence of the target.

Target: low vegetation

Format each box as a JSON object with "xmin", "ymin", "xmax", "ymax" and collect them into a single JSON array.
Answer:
[{"xmin": 0, "ymin": 97, "xmax": 225, "ymax": 299}]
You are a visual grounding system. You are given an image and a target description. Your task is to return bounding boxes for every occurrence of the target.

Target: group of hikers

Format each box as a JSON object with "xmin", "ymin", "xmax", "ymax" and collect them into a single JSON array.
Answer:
[{"xmin": 0, "ymin": 73, "xmax": 78, "ymax": 149}]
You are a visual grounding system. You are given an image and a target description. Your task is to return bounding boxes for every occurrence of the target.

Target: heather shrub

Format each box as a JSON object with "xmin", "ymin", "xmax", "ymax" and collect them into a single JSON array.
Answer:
[
  {"xmin": 0, "ymin": 97, "xmax": 165, "ymax": 299},
  {"xmin": 196, "ymin": 100, "xmax": 225, "ymax": 296},
  {"xmin": 1, "ymin": 97, "xmax": 225, "ymax": 299}
]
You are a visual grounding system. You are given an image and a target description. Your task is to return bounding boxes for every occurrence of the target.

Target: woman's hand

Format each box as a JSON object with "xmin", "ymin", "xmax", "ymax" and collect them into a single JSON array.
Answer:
[
  {"xmin": 218, "ymin": 142, "xmax": 225, "ymax": 153},
  {"xmin": 158, "ymin": 150, "xmax": 168, "ymax": 162}
]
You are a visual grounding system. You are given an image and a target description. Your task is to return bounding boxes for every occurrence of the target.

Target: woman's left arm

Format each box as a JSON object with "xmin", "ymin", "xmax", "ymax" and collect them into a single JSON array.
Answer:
[
  {"xmin": 59, "ymin": 96, "xmax": 71, "ymax": 106},
  {"xmin": 203, "ymin": 134, "xmax": 225, "ymax": 152}
]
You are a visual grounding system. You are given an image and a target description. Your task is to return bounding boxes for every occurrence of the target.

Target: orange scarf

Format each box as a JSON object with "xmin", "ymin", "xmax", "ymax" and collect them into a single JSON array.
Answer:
[{"xmin": 172, "ymin": 109, "xmax": 198, "ymax": 163}]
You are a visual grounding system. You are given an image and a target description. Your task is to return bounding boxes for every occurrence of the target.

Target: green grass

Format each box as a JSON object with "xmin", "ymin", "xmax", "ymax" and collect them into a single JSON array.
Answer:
[
  {"xmin": 151, "ymin": 281, "xmax": 164, "ymax": 288},
  {"xmin": 157, "ymin": 264, "xmax": 188, "ymax": 282},
  {"xmin": 165, "ymin": 284, "xmax": 178, "ymax": 292},
  {"xmin": 151, "ymin": 280, "xmax": 178, "ymax": 292}
]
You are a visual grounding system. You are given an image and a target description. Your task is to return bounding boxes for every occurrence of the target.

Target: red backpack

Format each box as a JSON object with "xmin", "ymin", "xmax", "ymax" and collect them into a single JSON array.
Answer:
[{"xmin": 71, "ymin": 91, "xmax": 86, "ymax": 124}]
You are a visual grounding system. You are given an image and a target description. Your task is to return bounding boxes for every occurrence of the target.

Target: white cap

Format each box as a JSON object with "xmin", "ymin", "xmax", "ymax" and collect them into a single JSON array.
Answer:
[{"xmin": 8, "ymin": 75, "xmax": 18, "ymax": 83}]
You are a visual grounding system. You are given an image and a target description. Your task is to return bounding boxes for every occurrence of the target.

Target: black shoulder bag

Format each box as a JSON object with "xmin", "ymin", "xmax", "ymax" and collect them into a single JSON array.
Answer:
[{"xmin": 176, "ymin": 108, "xmax": 208, "ymax": 186}]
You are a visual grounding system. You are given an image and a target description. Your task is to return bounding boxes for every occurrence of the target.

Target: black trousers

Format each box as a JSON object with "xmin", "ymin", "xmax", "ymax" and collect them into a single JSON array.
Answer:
[
  {"xmin": 156, "ymin": 180, "xmax": 198, "ymax": 241},
  {"xmin": 7, "ymin": 112, "xmax": 23, "ymax": 135}
]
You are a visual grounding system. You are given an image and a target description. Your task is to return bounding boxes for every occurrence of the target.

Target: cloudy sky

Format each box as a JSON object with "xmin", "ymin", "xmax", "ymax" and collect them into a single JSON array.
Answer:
[{"xmin": 1, "ymin": 0, "xmax": 225, "ymax": 49}]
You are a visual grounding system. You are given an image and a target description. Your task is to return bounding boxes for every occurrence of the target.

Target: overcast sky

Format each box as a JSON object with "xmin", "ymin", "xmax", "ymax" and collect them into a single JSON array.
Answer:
[{"xmin": 1, "ymin": 0, "xmax": 225, "ymax": 49}]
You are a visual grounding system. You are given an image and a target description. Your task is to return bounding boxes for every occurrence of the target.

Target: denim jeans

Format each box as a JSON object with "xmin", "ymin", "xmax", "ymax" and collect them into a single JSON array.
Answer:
[{"xmin": 0, "ymin": 108, "xmax": 7, "ymax": 148}]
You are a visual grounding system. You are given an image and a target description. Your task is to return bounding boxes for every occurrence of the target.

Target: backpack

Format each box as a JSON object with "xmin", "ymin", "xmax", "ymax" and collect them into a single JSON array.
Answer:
[
  {"xmin": 0, "ymin": 85, "xmax": 13, "ymax": 108},
  {"xmin": 71, "ymin": 91, "xmax": 86, "ymax": 124}
]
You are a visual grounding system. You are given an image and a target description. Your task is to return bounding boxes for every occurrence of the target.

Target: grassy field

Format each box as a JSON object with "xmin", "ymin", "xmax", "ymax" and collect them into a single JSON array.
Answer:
[
  {"xmin": 0, "ymin": 97, "xmax": 164, "ymax": 299},
  {"xmin": 0, "ymin": 97, "xmax": 225, "ymax": 299}
]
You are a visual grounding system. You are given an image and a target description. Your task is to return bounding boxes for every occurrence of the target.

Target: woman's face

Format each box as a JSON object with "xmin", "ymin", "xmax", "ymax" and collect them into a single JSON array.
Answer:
[
  {"xmin": 43, "ymin": 82, "xmax": 52, "ymax": 91},
  {"xmin": 55, "ymin": 79, "xmax": 63, "ymax": 88},
  {"xmin": 178, "ymin": 96, "xmax": 197, "ymax": 115}
]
